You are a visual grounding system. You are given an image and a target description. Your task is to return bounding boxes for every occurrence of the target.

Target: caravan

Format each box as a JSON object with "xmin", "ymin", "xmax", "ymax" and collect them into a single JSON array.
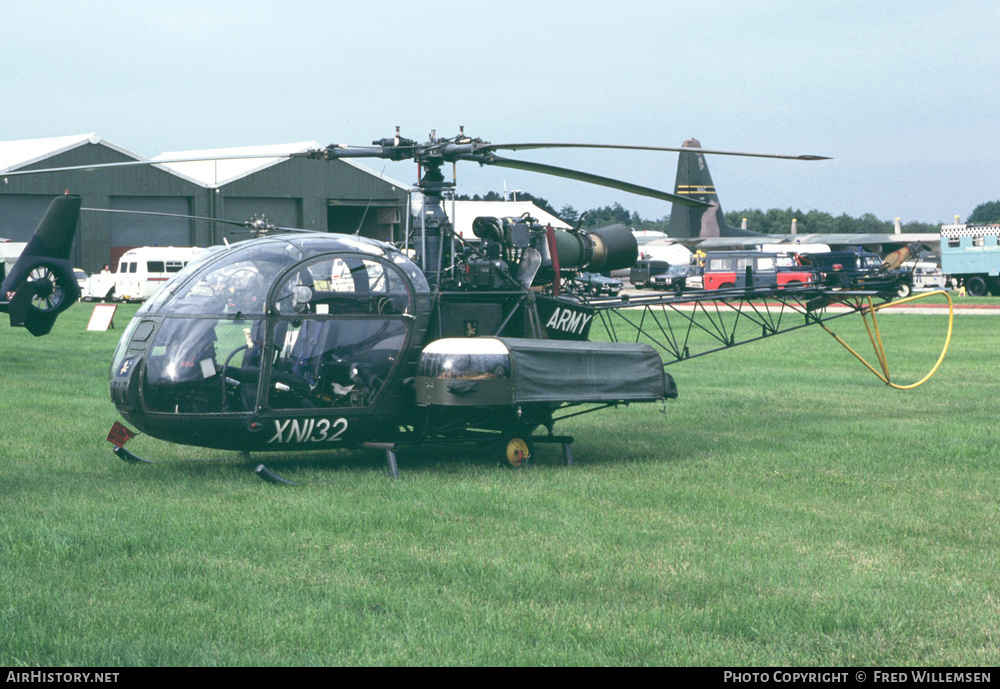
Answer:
[{"xmin": 114, "ymin": 246, "xmax": 208, "ymax": 301}]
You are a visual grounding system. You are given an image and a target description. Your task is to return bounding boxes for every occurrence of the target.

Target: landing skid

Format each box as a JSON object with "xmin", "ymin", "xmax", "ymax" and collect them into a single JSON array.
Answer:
[
  {"xmin": 112, "ymin": 443, "xmax": 301, "ymax": 485},
  {"xmin": 110, "ymin": 432, "xmax": 576, "ymax": 482},
  {"xmin": 112, "ymin": 445, "xmax": 156, "ymax": 464},
  {"xmin": 254, "ymin": 464, "xmax": 297, "ymax": 485}
]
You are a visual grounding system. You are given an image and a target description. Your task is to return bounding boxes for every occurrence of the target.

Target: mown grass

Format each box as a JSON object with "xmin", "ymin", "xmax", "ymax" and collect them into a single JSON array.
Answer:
[{"xmin": 1, "ymin": 300, "xmax": 997, "ymax": 666}]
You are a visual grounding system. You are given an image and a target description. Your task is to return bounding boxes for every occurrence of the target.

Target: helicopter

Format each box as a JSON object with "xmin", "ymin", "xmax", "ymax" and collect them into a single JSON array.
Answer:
[
  {"xmin": 0, "ymin": 194, "xmax": 82, "ymax": 336},
  {"xmin": 4, "ymin": 130, "xmax": 948, "ymax": 478}
]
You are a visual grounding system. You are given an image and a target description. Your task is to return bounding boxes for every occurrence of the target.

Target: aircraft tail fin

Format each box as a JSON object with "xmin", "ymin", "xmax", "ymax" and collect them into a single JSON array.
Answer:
[
  {"xmin": 1, "ymin": 195, "xmax": 82, "ymax": 336},
  {"xmin": 667, "ymin": 139, "xmax": 764, "ymax": 241}
]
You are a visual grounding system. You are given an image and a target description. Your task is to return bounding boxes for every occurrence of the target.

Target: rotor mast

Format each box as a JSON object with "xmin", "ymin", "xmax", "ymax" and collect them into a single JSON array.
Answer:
[{"xmin": 301, "ymin": 126, "xmax": 479, "ymax": 283}]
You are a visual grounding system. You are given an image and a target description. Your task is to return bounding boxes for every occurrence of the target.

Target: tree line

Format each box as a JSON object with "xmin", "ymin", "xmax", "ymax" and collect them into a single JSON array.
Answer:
[
  {"xmin": 968, "ymin": 201, "xmax": 1000, "ymax": 224},
  {"xmin": 459, "ymin": 191, "xmax": 1000, "ymax": 234}
]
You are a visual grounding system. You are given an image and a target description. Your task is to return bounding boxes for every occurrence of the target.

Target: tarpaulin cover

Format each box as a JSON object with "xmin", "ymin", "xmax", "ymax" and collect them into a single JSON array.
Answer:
[{"xmin": 496, "ymin": 337, "xmax": 670, "ymax": 404}]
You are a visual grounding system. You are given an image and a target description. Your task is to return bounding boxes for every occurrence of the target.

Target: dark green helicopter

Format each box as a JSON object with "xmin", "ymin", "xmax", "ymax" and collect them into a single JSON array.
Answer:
[
  {"xmin": 10, "ymin": 131, "xmax": 929, "ymax": 479},
  {"xmin": 104, "ymin": 129, "xmax": 704, "ymax": 475}
]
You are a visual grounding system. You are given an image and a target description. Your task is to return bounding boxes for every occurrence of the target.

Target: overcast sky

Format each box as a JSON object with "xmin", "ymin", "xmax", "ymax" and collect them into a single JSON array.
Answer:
[{"xmin": 4, "ymin": 0, "xmax": 998, "ymax": 224}]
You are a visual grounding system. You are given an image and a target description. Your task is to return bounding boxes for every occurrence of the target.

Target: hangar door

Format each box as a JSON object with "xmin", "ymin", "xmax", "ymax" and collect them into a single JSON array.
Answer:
[
  {"xmin": 0, "ymin": 195, "xmax": 68, "ymax": 241},
  {"xmin": 328, "ymin": 202, "xmax": 402, "ymax": 242},
  {"xmin": 110, "ymin": 196, "xmax": 193, "ymax": 268}
]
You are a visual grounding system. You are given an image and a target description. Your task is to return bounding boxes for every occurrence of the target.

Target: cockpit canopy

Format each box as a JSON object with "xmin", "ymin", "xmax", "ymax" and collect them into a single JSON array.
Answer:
[
  {"xmin": 111, "ymin": 234, "xmax": 430, "ymax": 419},
  {"xmin": 139, "ymin": 234, "xmax": 429, "ymax": 318}
]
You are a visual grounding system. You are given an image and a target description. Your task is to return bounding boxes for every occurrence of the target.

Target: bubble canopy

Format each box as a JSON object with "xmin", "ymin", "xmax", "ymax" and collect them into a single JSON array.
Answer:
[
  {"xmin": 137, "ymin": 234, "xmax": 429, "ymax": 317},
  {"xmin": 110, "ymin": 234, "xmax": 432, "ymax": 432}
]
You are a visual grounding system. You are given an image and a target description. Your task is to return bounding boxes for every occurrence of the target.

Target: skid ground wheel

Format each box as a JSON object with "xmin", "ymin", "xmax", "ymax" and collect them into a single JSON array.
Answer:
[{"xmin": 498, "ymin": 434, "xmax": 534, "ymax": 468}]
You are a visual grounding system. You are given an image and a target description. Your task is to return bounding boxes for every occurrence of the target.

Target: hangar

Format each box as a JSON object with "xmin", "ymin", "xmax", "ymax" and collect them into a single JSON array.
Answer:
[{"xmin": 0, "ymin": 134, "xmax": 411, "ymax": 273}]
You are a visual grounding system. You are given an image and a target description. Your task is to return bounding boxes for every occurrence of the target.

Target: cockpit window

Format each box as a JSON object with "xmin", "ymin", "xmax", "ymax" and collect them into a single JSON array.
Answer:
[
  {"xmin": 142, "ymin": 316, "xmax": 265, "ymax": 413},
  {"xmin": 128, "ymin": 239, "xmax": 422, "ymax": 415},
  {"xmin": 154, "ymin": 243, "xmax": 303, "ymax": 316},
  {"xmin": 273, "ymin": 256, "xmax": 412, "ymax": 316},
  {"xmin": 393, "ymin": 253, "xmax": 429, "ymax": 292},
  {"xmin": 265, "ymin": 256, "xmax": 413, "ymax": 409},
  {"xmin": 266, "ymin": 318, "xmax": 407, "ymax": 409}
]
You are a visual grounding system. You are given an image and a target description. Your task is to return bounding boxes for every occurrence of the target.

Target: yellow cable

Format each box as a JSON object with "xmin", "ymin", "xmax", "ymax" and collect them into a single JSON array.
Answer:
[
  {"xmin": 820, "ymin": 290, "xmax": 954, "ymax": 389},
  {"xmin": 866, "ymin": 296, "xmax": 892, "ymax": 379},
  {"xmin": 858, "ymin": 299, "xmax": 890, "ymax": 379}
]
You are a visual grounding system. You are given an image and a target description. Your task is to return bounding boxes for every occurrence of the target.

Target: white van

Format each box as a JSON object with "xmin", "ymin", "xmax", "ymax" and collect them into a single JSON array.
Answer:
[
  {"xmin": 0, "ymin": 241, "xmax": 27, "ymax": 284},
  {"xmin": 115, "ymin": 246, "xmax": 207, "ymax": 301},
  {"xmin": 81, "ymin": 272, "xmax": 116, "ymax": 302}
]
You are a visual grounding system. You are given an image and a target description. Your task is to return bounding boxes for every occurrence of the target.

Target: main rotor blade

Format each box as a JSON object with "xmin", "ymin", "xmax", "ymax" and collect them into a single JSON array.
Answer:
[
  {"xmin": 82, "ymin": 207, "xmax": 249, "ymax": 227},
  {"xmin": 475, "ymin": 142, "xmax": 830, "ymax": 161},
  {"xmin": 81, "ymin": 207, "xmax": 314, "ymax": 234},
  {"xmin": 1, "ymin": 153, "xmax": 302, "ymax": 177},
  {"xmin": 465, "ymin": 154, "xmax": 711, "ymax": 207}
]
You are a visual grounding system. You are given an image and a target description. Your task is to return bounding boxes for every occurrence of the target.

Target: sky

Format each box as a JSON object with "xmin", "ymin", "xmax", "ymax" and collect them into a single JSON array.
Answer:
[{"xmin": 3, "ymin": 0, "xmax": 999, "ymax": 224}]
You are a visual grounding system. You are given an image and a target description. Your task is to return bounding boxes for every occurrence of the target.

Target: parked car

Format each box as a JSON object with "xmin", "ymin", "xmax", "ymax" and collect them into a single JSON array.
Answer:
[
  {"xmin": 907, "ymin": 262, "xmax": 952, "ymax": 292},
  {"xmin": 81, "ymin": 272, "xmax": 116, "ymax": 302},
  {"xmin": 685, "ymin": 265, "xmax": 704, "ymax": 289},
  {"xmin": 649, "ymin": 264, "xmax": 698, "ymax": 291},
  {"xmin": 629, "ymin": 260, "xmax": 671, "ymax": 289},
  {"xmin": 702, "ymin": 250, "xmax": 813, "ymax": 291},
  {"xmin": 798, "ymin": 250, "xmax": 882, "ymax": 285},
  {"xmin": 797, "ymin": 250, "xmax": 914, "ymax": 296},
  {"xmin": 572, "ymin": 271, "xmax": 623, "ymax": 297}
]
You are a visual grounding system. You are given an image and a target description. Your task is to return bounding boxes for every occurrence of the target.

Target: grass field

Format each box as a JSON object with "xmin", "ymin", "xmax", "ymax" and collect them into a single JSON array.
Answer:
[{"xmin": 1, "ymin": 299, "xmax": 997, "ymax": 666}]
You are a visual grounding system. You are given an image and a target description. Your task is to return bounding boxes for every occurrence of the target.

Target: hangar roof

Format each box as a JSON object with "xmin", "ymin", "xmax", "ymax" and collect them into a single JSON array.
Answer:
[
  {"xmin": 153, "ymin": 141, "xmax": 410, "ymax": 190},
  {"xmin": 0, "ymin": 133, "xmax": 145, "ymax": 172},
  {"xmin": 0, "ymin": 134, "xmax": 410, "ymax": 191},
  {"xmin": 153, "ymin": 141, "xmax": 318, "ymax": 187}
]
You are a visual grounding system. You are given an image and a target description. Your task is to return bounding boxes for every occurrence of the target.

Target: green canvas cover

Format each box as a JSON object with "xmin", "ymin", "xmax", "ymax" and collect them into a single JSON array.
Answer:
[{"xmin": 497, "ymin": 337, "xmax": 673, "ymax": 404}]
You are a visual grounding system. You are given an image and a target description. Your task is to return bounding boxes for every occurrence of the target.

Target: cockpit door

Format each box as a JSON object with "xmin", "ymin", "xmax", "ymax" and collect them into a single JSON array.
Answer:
[{"xmin": 262, "ymin": 255, "xmax": 415, "ymax": 411}]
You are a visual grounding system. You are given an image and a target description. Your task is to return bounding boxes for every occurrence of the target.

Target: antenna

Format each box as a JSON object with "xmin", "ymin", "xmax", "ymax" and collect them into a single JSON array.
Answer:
[{"xmin": 354, "ymin": 165, "xmax": 388, "ymax": 236}]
